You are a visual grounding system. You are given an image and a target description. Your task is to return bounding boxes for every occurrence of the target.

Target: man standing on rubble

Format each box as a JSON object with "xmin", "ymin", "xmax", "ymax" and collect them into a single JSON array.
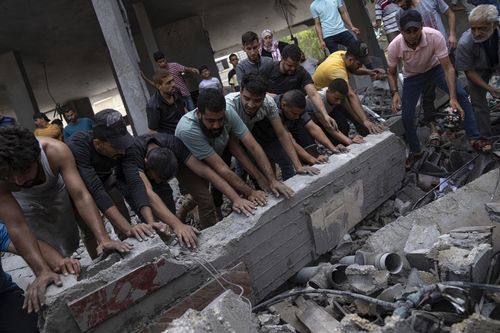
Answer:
[
  {"xmin": 455, "ymin": 5, "xmax": 500, "ymax": 138},
  {"xmin": 387, "ymin": 10, "xmax": 489, "ymax": 168},
  {"xmin": 175, "ymin": 89, "xmax": 295, "ymax": 215}
]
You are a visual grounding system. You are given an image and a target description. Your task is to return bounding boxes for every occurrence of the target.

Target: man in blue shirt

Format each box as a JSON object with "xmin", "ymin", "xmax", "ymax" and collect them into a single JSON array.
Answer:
[{"xmin": 63, "ymin": 107, "xmax": 93, "ymax": 141}]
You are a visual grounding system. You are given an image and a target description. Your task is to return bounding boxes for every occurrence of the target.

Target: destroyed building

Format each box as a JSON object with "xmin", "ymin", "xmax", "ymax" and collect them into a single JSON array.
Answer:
[{"xmin": 1, "ymin": 0, "xmax": 500, "ymax": 332}]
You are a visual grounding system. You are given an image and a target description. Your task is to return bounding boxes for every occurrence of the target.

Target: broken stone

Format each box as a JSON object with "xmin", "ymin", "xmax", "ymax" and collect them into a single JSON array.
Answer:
[
  {"xmin": 450, "ymin": 313, "xmax": 500, "ymax": 333},
  {"xmin": 345, "ymin": 264, "xmax": 389, "ymax": 295},
  {"xmin": 260, "ymin": 324, "xmax": 296, "ymax": 333},
  {"xmin": 394, "ymin": 198, "xmax": 412, "ymax": 216},
  {"xmin": 340, "ymin": 313, "xmax": 380, "ymax": 332},
  {"xmin": 258, "ymin": 314, "xmax": 281, "ymax": 326},
  {"xmin": 377, "ymin": 200, "xmax": 396, "ymax": 218},
  {"xmin": 404, "ymin": 224, "xmax": 440, "ymax": 271},
  {"xmin": 406, "ymin": 269, "xmax": 439, "ymax": 289}
]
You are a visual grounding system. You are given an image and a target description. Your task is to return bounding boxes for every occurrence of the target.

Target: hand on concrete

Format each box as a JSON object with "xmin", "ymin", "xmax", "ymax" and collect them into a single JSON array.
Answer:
[
  {"xmin": 370, "ymin": 68, "xmax": 386, "ymax": 80},
  {"xmin": 269, "ymin": 180, "xmax": 295, "ymax": 199},
  {"xmin": 248, "ymin": 190, "xmax": 268, "ymax": 206},
  {"xmin": 54, "ymin": 257, "xmax": 81, "ymax": 277},
  {"xmin": 97, "ymin": 239, "xmax": 134, "ymax": 256},
  {"xmin": 126, "ymin": 223, "xmax": 155, "ymax": 242},
  {"xmin": 363, "ymin": 120, "xmax": 385, "ymax": 134},
  {"xmin": 489, "ymin": 86, "xmax": 500, "ymax": 99},
  {"xmin": 314, "ymin": 155, "xmax": 329, "ymax": 164},
  {"xmin": 351, "ymin": 134, "xmax": 366, "ymax": 144},
  {"xmin": 449, "ymin": 99, "xmax": 464, "ymax": 119},
  {"xmin": 296, "ymin": 165, "xmax": 321, "ymax": 176},
  {"xmin": 23, "ymin": 270, "xmax": 62, "ymax": 313},
  {"xmin": 173, "ymin": 223, "xmax": 200, "ymax": 249},
  {"xmin": 231, "ymin": 197, "xmax": 256, "ymax": 217},
  {"xmin": 391, "ymin": 94, "xmax": 401, "ymax": 114}
]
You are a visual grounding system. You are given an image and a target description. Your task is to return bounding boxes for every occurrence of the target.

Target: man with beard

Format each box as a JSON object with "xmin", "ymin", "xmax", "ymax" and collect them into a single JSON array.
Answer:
[
  {"xmin": 68, "ymin": 109, "xmax": 199, "ymax": 255},
  {"xmin": 0, "ymin": 126, "xmax": 132, "ymax": 327},
  {"xmin": 456, "ymin": 5, "xmax": 500, "ymax": 138},
  {"xmin": 235, "ymin": 31, "xmax": 275, "ymax": 87},
  {"xmin": 62, "ymin": 107, "xmax": 93, "ymax": 141},
  {"xmin": 387, "ymin": 10, "xmax": 489, "ymax": 168},
  {"xmin": 175, "ymin": 89, "xmax": 294, "ymax": 215}
]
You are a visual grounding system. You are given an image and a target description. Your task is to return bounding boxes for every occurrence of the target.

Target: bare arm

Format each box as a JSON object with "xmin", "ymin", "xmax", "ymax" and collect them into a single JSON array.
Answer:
[
  {"xmin": 141, "ymin": 71, "xmax": 155, "ymax": 87},
  {"xmin": 184, "ymin": 156, "xmax": 256, "ymax": 216},
  {"xmin": 240, "ymin": 132, "xmax": 295, "ymax": 198},
  {"xmin": 440, "ymin": 56, "xmax": 463, "ymax": 117},
  {"xmin": 305, "ymin": 120, "xmax": 338, "ymax": 152},
  {"xmin": 465, "ymin": 69, "xmax": 500, "ymax": 98},
  {"xmin": 0, "ymin": 190, "xmax": 61, "ymax": 313},
  {"xmin": 138, "ymin": 172, "xmax": 199, "ymax": 248},
  {"xmin": 339, "ymin": 5, "xmax": 360, "ymax": 34},
  {"xmin": 314, "ymin": 17, "xmax": 326, "ymax": 50},
  {"xmin": 387, "ymin": 64, "xmax": 401, "ymax": 113},
  {"xmin": 444, "ymin": 8, "xmax": 457, "ymax": 48},
  {"xmin": 305, "ymin": 84, "xmax": 338, "ymax": 132},
  {"xmin": 345, "ymin": 84, "xmax": 385, "ymax": 134}
]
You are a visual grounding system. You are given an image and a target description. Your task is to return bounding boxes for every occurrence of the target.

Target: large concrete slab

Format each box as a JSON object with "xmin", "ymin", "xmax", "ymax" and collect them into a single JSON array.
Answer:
[{"xmin": 7, "ymin": 131, "xmax": 405, "ymax": 332}]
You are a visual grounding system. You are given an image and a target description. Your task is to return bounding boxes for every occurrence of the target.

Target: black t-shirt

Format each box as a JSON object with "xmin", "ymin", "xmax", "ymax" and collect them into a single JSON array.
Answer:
[
  {"xmin": 67, "ymin": 131, "xmax": 149, "ymax": 213},
  {"xmin": 146, "ymin": 90, "xmax": 185, "ymax": 134},
  {"xmin": 267, "ymin": 62, "xmax": 314, "ymax": 95},
  {"xmin": 133, "ymin": 133, "xmax": 191, "ymax": 172}
]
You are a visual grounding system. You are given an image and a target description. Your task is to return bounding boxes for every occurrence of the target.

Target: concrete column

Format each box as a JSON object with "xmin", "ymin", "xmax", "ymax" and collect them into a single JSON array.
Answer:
[
  {"xmin": 346, "ymin": 0, "xmax": 387, "ymax": 68},
  {"xmin": 92, "ymin": 0, "xmax": 149, "ymax": 135},
  {"xmin": 0, "ymin": 51, "xmax": 39, "ymax": 130},
  {"xmin": 133, "ymin": 1, "xmax": 159, "ymax": 68}
]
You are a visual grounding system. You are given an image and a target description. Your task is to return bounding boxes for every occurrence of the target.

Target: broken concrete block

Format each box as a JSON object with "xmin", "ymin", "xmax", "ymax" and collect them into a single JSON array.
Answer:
[
  {"xmin": 394, "ymin": 198, "xmax": 412, "ymax": 216},
  {"xmin": 260, "ymin": 324, "xmax": 297, "ymax": 333},
  {"xmin": 406, "ymin": 269, "xmax": 439, "ymax": 288},
  {"xmin": 295, "ymin": 296, "xmax": 341, "ymax": 333},
  {"xmin": 340, "ymin": 314, "xmax": 380, "ymax": 332},
  {"xmin": 269, "ymin": 301, "xmax": 308, "ymax": 333},
  {"xmin": 345, "ymin": 264, "xmax": 389, "ymax": 295},
  {"xmin": 258, "ymin": 313, "xmax": 281, "ymax": 326},
  {"xmin": 165, "ymin": 290, "xmax": 257, "ymax": 333},
  {"xmin": 404, "ymin": 224, "xmax": 440, "ymax": 271},
  {"xmin": 450, "ymin": 313, "xmax": 500, "ymax": 333}
]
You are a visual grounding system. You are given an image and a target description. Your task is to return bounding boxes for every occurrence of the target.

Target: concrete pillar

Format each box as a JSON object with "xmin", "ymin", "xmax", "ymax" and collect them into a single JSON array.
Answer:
[
  {"xmin": 133, "ymin": 1, "xmax": 159, "ymax": 68},
  {"xmin": 346, "ymin": 0, "xmax": 387, "ymax": 68},
  {"xmin": 155, "ymin": 16, "xmax": 218, "ymax": 93},
  {"xmin": 0, "ymin": 51, "xmax": 39, "ymax": 130},
  {"xmin": 91, "ymin": 0, "xmax": 149, "ymax": 135}
]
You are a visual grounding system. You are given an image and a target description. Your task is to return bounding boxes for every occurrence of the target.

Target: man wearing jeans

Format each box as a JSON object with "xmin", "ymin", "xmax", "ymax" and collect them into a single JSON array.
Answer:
[
  {"xmin": 310, "ymin": 0, "xmax": 360, "ymax": 53},
  {"xmin": 456, "ymin": 5, "xmax": 500, "ymax": 138},
  {"xmin": 387, "ymin": 10, "xmax": 487, "ymax": 166}
]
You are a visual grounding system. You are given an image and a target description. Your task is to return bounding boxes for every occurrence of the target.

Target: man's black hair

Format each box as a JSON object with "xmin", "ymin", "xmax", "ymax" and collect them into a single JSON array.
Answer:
[
  {"xmin": 328, "ymin": 78, "xmax": 349, "ymax": 96},
  {"xmin": 281, "ymin": 89, "xmax": 306, "ymax": 109},
  {"xmin": 0, "ymin": 126, "xmax": 41, "ymax": 180},
  {"xmin": 281, "ymin": 44, "xmax": 302, "ymax": 62},
  {"xmin": 197, "ymin": 89, "xmax": 226, "ymax": 114},
  {"xmin": 345, "ymin": 40, "xmax": 368, "ymax": 60},
  {"xmin": 145, "ymin": 147, "xmax": 178, "ymax": 183},
  {"xmin": 241, "ymin": 31, "xmax": 259, "ymax": 46},
  {"xmin": 153, "ymin": 51, "xmax": 165, "ymax": 62},
  {"xmin": 199, "ymin": 65, "xmax": 209, "ymax": 72},
  {"xmin": 241, "ymin": 74, "xmax": 268, "ymax": 96},
  {"xmin": 229, "ymin": 53, "xmax": 238, "ymax": 60}
]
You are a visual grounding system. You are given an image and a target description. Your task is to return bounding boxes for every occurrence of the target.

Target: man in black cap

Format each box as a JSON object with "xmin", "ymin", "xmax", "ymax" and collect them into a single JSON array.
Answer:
[
  {"xmin": 387, "ymin": 9, "xmax": 487, "ymax": 167},
  {"xmin": 68, "ymin": 109, "xmax": 199, "ymax": 255}
]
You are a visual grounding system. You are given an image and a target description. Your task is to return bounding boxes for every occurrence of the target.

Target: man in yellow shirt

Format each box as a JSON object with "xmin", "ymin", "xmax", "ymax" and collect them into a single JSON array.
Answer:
[
  {"xmin": 312, "ymin": 41, "xmax": 386, "ymax": 134},
  {"xmin": 33, "ymin": 112, "xmax": 63, "ymax": 141}
]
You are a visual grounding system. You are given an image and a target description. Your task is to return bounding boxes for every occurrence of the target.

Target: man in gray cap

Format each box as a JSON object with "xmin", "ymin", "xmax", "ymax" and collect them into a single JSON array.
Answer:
[{"xmin": 68, "ymin": 109, "xmax": 199, "ymax": 256}]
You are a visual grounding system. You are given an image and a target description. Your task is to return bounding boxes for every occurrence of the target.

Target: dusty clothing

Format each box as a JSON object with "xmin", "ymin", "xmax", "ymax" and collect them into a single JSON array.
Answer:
[
  {"xmin": 34, "ymin": 124, "xmax": 63, "ymax": 141},
  {"xmin": 312, "ymin": 50, "xmax": 349, "ymax": 89},
  {"xmin": 387, "ymin": 27, "xmax": 449, "ymax": 77},
  {"xmin": 146, "ymin": 90, "xmax": 185, "ymax": 134},
  {"xmin": 12, "ymin": 144, "xmax": 80, "ymax": 257}
]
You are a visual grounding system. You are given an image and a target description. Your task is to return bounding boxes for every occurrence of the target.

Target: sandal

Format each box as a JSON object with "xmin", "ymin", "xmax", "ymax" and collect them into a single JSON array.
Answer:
[
  {"xmin": 471, "ymin": 137, "xmax": 493, "ymax": 153},
  {"xmin": 428, "ymin": 132, "xmax": 442, "ymax": 147}
]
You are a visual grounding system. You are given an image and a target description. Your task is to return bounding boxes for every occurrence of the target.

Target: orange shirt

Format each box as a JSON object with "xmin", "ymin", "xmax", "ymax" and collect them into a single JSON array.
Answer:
[{"xmin": 34, "ymin": 124, "xmax": 63, "ymax": 141}]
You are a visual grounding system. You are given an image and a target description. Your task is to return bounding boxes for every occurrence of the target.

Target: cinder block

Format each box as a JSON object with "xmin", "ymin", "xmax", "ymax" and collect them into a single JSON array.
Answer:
[{"xmin": 404, "ymin": 224, "xmax": 440, "ymax": 270}]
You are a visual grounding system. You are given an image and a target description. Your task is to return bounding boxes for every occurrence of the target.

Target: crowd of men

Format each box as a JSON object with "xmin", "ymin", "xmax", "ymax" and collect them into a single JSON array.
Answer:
[{"xmin": 0, "ymin": 1, "xmax": 498, "ymax": 331}]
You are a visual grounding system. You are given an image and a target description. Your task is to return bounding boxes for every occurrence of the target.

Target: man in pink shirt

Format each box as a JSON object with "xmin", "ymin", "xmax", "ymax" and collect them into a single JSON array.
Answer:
[
  {"xmin": 386, "ymin": 10, "xmax": 487, "ymax": 166},
  {"xmin": 153, "ymin": 51, "xmax": 199, "ymax": 111}
]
